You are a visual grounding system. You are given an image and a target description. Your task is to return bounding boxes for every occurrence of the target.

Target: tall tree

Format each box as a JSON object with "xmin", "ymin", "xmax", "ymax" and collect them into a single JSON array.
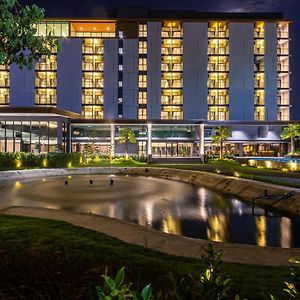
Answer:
[
  {"xmin": 281, "ymin": 123, "xmax": 300, "ymax": 155},
  {"xmin": 118, "ymin": 128, "xmax": 136, "ymax": 158},
  {"xmin": 0, "ymin": 0, "xmax": 57, "ymax": 69},
  {"xmin": 212, "ymin": 126, "xmax": 231, "ymax": 160}
]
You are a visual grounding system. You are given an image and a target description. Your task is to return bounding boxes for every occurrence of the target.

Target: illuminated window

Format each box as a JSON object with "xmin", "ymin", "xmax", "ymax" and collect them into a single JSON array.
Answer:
[
  {"xmin": 138, "ymin": 23, "xmax": 148, "ymax": 119},
  {"xmin": 35, "ymin": 47, "xmax": 57, "ymax": 106},
  {"xmin": 138, "ymin": 108, "xmax": 147, "ymax": 119},
  {"xmin": 208, "ymin": 106, "xmax": 228, "ymax": 121},
  {"xmin": 139, "ymin": 58, "xmax": 147, "ymax": 71},
  {"xmin": 254, "ymin": 107, "xmax": 265, "ymax": 121},
  {"xmin": 70, "ymin": 22, "xmax": 115, "ymax": 37},
  {"xmin": 139, "ymin": 24, "xmax": 147, "ymax": 37},
  {"xmin": 138, "ymin": 91, "xmax": 147, "ymax": 104},
  {"xmin": 82, "ymin": 38, "xmax": 104, "ymax": 119},
  {"xmin": 161, "ymin": 21, "xmax": 183, "ymax": 119},
  {"xmin": 139, "ymin": 75, "xmax": 147, "ymax": 88},
  {"xmin": 82, "ymin": 106, "xmax": 103, "ymax": 119},
  {"xmin": 0, "ymin": 66, "xmax": 9, "ymax": 105},
  {"xmin": 254, "ymin": 22, "xmax": 265, "ymax": 120},
  {"xmin": 207, "ymin": 22, "xmax": 229, "ymax": 120},
  {"xmin": 139, "ymin": 41, "xmax": 147, "ymax": 54},
  {"xmin": 161, "ymin": 105, "xmax": 183, "ymax": 120},
  {"xmin": 36, "ymin": 21, "xmax": 69, "ymax": 37},
  {"xmin": 277, "ymin": 22, "xmax": 290, "ymax": 121}
]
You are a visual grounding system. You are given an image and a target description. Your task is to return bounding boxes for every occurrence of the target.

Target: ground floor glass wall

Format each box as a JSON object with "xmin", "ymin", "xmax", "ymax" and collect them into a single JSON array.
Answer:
[{"xmin": 0, "ymin": 121, "xmax": 61, "ymax": 153}]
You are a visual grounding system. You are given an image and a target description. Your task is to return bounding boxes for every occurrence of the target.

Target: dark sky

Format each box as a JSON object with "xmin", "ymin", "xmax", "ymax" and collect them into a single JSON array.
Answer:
[{"xmin": 21, "ymin": 0, "xmax": 300, "ymax": 119}]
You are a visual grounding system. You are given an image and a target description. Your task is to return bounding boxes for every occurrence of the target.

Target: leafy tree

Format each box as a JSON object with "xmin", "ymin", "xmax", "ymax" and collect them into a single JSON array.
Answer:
[
  {"xmin": 0, "ymin": 0, "xmax": 57, "ymax": 69},
  {"xmin": 211, "ymin": 126, "xmax": 231, "ymax": 160},
  {"xmin": 280, "ymin": 123, "xmax": 300, "ymax": 155},
  {"xmin": 118, "ymin": 128, "xmax": 136, "ymax": 158}
]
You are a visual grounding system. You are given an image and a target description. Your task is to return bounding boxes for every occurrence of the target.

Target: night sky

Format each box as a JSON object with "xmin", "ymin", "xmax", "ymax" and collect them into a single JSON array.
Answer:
[{"xmin": 21, "ymin": 0, "xmax": 300, "ymax": 119}]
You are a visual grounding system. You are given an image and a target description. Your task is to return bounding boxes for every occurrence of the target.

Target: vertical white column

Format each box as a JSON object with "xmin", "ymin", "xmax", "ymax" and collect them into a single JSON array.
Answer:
[
  {"xmin": 199, "ymin": 124, "xmax": 205, "ymax": 161},
  {"xmin": 66, "ymin": 122, "xmax": 72, "ymax": 153},
  {"xmin": 56, "ymin": 121, "xmax": 63, "ymax": 149},
  {"xmin": 110, "ymin": 124, "xmax": 115, "ymax": 158},
  {"xmin": 147, "ymin": 123, "xmax": 152, "ymax": 157},
  {"xmin": 239, "ymin": 143, "xmax": 244, "ymax": 157}
]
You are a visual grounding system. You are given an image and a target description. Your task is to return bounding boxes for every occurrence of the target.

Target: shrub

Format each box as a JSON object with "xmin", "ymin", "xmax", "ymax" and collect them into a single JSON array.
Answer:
[
  {"xmin": 0, "ymin": 152, "xmax": 17, "ymax": 168},
  {"xmin": 166, "ymin": 244, "xmax": 234, "ymax": 300},
  {"xmin": 47, "ymin": 153, "xmax": 82, "ymax": 168},
  {"xmin": 0, "ymin": 152, "xmax": 83, "ymax": 169},
  {"xmin": 90, "ymin": 267, "xmax": 152, "ymax": 300},
  {"xmin": 284, "ymin": 258, "xmax": 300, "ymax": 299}
]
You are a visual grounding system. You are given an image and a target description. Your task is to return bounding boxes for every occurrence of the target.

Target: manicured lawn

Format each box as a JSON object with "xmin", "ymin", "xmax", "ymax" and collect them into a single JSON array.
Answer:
[
  {"xmin": 0, "ymin": 215, "xmax": 292, "ymax": 299},
  {"xmin": 156, "ymin": 160, "xmax": 300, "ymax": 188}
]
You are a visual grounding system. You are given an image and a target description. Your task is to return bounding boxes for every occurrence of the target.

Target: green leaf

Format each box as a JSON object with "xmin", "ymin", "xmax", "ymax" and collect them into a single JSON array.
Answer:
[
  {"xmin": 114, "ymin": 267, "xmax": 125, "ymax": 289},
  {"xmin": 141, "ymin": 284, "xmax": 152, "ymax": 300}
]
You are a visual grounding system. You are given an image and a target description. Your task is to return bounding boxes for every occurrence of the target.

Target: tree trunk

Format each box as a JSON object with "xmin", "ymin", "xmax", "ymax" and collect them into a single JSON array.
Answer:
[
  {"xmin": 220, "ymin": 140, "xmax": 223, "ymax": 160},
  {"xmin": 125, "ymin": 142, "xmax": 128, "ymax": 158},
  {"xmin": 291, "ymin": 137, "xmax": 295, "ymax": 154}
]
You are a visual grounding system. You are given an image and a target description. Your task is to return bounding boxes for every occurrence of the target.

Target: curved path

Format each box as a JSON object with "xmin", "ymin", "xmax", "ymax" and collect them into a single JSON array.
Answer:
[{"xmin": 1, "ymin": 205, "xmax": 300, "ymax": 267}]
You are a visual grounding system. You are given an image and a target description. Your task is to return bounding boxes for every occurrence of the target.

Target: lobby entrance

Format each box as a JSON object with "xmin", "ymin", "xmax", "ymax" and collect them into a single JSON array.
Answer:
[{"xmin": 152, "ymin": 142, "xmax": 194, "ymax": 157}]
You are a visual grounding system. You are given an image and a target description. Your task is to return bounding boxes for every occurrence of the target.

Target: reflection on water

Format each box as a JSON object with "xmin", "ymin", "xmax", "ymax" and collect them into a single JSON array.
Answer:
[
  {"xmin": 161, "ymin": 215, "xmax": 182, "ymax": 235},
  {"xmin": 1, "ymin": 175, "xmax": 300, "ymax": 248},
  {"xmin": 207, "ymin": 214, "xmax": 228, "ymax": 243},
  {"xmin": 280, "ymin": 217, "xmax": 291, "ymax": 248},
  {"xmin": 255, "ymin": 216, "xmax": 267, "ymax": 247}
]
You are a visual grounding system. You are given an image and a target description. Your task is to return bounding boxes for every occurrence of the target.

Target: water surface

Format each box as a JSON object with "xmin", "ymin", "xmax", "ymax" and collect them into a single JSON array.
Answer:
[{"xmin": 0, "ymin": 175, "xmax": 299, "ymax": 248}]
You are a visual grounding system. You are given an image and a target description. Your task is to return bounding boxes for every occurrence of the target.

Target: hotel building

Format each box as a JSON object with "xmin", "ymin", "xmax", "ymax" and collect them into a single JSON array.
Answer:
[{"xmin": 0, "ymin": 9, "xmax": 292, "ymax": 159}]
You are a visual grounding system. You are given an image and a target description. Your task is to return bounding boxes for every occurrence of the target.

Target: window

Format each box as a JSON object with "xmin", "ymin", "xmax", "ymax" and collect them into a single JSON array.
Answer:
[{"xmin": 138, "ymin": 108, "xmax": 147, "ymax": 119}]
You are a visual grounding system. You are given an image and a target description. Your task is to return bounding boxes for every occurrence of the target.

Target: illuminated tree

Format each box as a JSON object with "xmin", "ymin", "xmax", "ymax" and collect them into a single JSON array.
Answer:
[
  {"xmin": 118, "ymin": 128, "xmax": 136, "ymax": 158},
  {"xmin": 212, "ymin": 126, "xmax": 231, "ymax": 160},
  {"xmin": 281, "ymin": 123, "xmax": 300, "ymax": 155},
  {"xmin": 0, "ymin": 0, "xmax": 57, "ymax": 69}
]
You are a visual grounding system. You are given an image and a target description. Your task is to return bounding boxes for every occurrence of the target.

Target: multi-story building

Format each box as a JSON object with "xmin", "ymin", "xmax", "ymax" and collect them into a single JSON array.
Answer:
[{"xmin": 0, "ymin": 9, "xmax": 293, "ymax": 158}]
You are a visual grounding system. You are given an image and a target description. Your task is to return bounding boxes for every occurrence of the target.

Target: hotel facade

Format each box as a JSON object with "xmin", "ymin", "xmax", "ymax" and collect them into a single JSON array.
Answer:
[{"xmin": 0, "ymin": 9, "xmax": 292, "ymax": 159}]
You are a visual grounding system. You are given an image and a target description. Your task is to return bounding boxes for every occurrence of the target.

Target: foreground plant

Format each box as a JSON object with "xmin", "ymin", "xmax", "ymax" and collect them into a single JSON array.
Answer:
[
  {"xmin": 167, "ymin": 244, "xmax": 235, "ymax": 300},
  {"xmin": 199, "ymin": 244, "xmax": 232, "ymax": 300},
  {"xmin": 284, "ymin": 258, "xmax": 300, "ymax": 299},
  {"xmin": 0, "ymin": 0, "xmax": 57, "ymax": 69},
  {"xmin": 90, "ymin": 267, "xmax": 152, "ymax": 300}
]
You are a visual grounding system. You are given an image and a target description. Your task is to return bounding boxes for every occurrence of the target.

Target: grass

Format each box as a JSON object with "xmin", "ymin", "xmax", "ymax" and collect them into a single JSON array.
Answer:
[
  {"xmin": 0, "ymin": 215, "xmax": 292, "ymax": 299},
  {"xmin": 155, "ymin": 160, "xmax": 300, "ymax": 188},
  {"xmin": 78, "ymin": 159, "xmax": 147, "ymax": 168}
]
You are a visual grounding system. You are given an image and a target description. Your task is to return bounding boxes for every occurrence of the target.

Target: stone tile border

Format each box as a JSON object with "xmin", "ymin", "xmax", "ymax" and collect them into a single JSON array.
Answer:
[{"xmin": 1, "ymin": 206, "xmax": 300, "ymax": 267}]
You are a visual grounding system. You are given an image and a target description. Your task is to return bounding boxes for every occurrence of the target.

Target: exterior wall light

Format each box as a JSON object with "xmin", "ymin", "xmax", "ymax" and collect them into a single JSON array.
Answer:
[
  {"xmin": 265, "ymin": 161, "xmax": 272, "ymax": 169},
  {"xmin": 290, "ymin": 161, "xmax": 298, "ymax": 171},
  {"xmin": 42, "ymin": 158, "xmax": 48, "ymax": 168},
  {"xmin": 248, "ymin": 159, "xmax": 256, "ymax": 167},
  {"xmin": 15, "ymin": 159, "xmax": 22, "ymax": 169}
]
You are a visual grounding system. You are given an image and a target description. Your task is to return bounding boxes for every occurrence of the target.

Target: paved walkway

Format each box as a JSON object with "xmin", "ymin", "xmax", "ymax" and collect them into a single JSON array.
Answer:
[{"xmin": 1, "ymin": 206, "xmax": 300, "ymax": 267}]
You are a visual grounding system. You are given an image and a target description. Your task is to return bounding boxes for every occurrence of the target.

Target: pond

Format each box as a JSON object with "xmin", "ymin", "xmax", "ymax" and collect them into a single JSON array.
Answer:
[{"xmin": 1, "ymin": 174, "xmax": 299, "ymax": 248}]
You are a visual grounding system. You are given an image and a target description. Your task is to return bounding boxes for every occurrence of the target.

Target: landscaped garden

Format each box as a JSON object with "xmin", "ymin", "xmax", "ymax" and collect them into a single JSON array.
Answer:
[{"xmin": 0, "ymin": 215, "xmax": 298, "ymax": 300}]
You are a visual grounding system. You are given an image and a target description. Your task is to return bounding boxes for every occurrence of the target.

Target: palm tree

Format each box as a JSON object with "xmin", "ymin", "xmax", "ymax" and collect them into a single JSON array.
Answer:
[
  {"xmin": 118, "ymin": 128, "xmax": 137, "ymax": 158},
  {"xmin": 281, "ymin": 123, "xmax": 300, "ymax": 155},
  {"xmin": 212, "ymin": 126, "xmax": 231, "ymax": 160}
]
